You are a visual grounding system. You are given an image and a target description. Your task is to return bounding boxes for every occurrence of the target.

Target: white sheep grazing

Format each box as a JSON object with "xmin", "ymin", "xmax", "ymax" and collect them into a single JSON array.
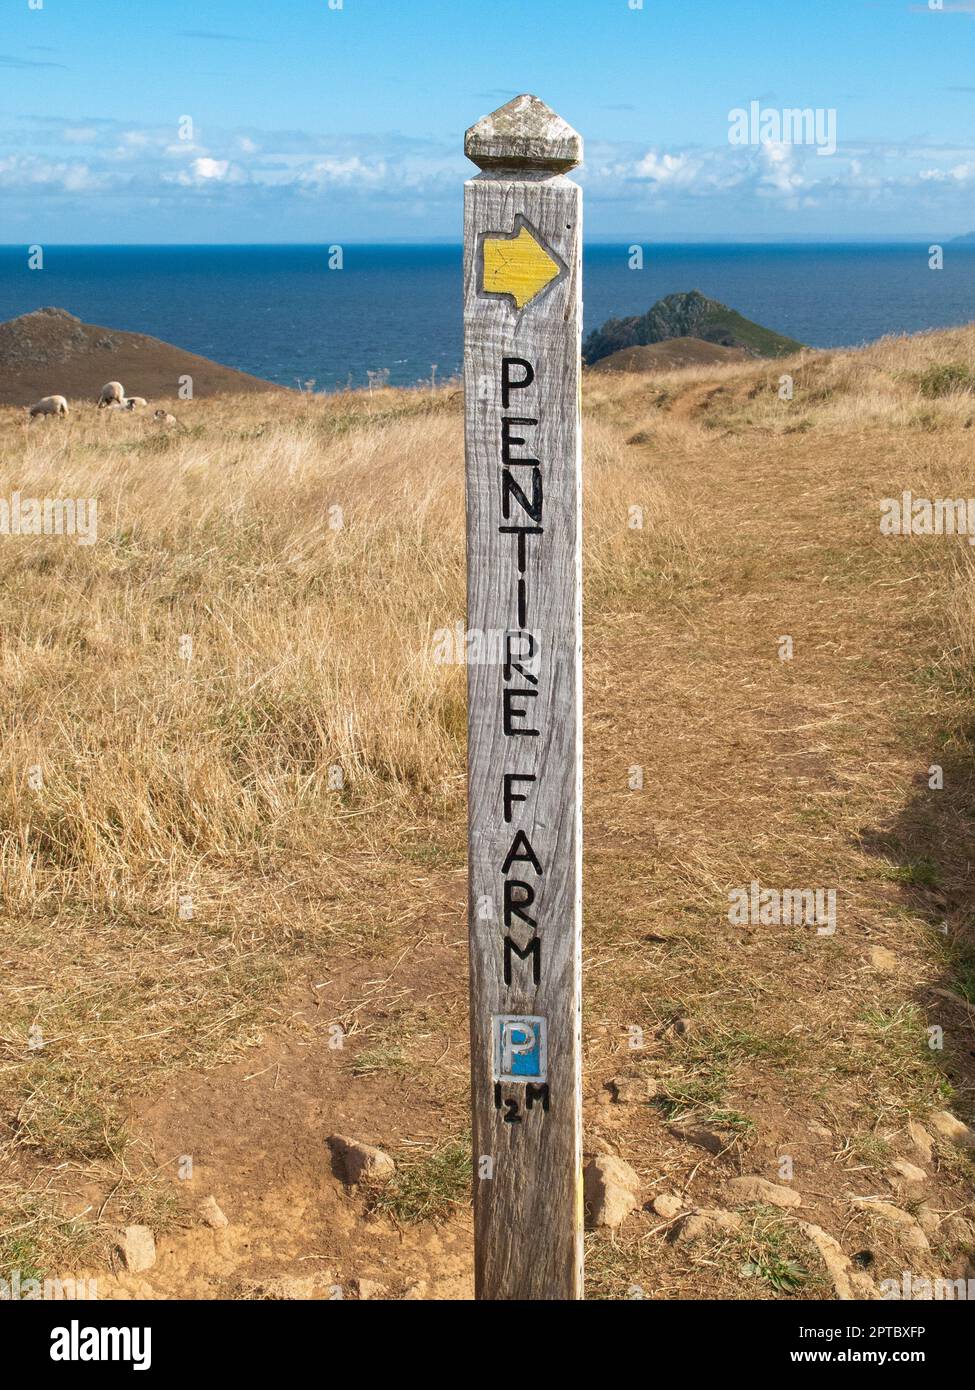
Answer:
[
  {"xmin": 98, "ymin": 380, "xmax": 125, "ymax": 408},
  {"xmin": 124, "ymin": 397, "xmax": 148, "ymax": 410},
  {"xmin": 29, "ymin": 395, "xmax": 69, "ymax": 419}
]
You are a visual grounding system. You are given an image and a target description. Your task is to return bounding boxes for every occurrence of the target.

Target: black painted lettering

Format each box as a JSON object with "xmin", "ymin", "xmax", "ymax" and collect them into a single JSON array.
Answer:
[
  {"xmin": 503, "ymin": 687, "xmax": 538, "ymax": 736},
  {"xmin": 501, "ymin": 356, "xmax": 535, "ymax": 409},
  {"xmin": 501, "ymin": 467, "xmax": 542, "ymax": 524},
  {"xmin": 501, "ymin": 417, "xmax": 539, "ymax": 466},
  {"xmin": 525, "ymin": 1084, "xmax": 550, "ymax": 1112},
  {"xmin": 498, "ymin": 525, "xmax": 543, "ymax": 574},
  {"xmin": 502, "ymin": 830, "xmax": 543, "ymax": 876},
  {"xmin": 503, "ymin": 879, "xmax": 537, "ymax": 929},
  {"xmin": 504, "ymin": 630, "xmax": 538, "ymax": 686},
  {"xmin": 503, "ymin": 772, "xmax": 535, "ymax": 823},
  {"xmin": 503, "ymin": 934, "xmax": 541, "ymax": 985}
]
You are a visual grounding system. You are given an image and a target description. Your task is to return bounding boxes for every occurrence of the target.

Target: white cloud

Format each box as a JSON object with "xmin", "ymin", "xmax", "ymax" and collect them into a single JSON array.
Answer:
[
  {"xmin": 192, "ymin": 157, "xmax": 229, "ymax": 180},
  {"xmin": 0, "ymin": 153, "xmax": 104, "ymax": 192},
  {"xmin": 634, "ymin": 150, "xmax": 697, "ymax": 186},
  {"xmin": 920, "ymin": 162, "xmax": 975, "ymax": 183},
  {"xmin": 578, "ymin": 130, "xmax": 975, "ymax": 217},
  {"xmin": 299, "ymin": 155, "xmax": 388, "ymax": 185},
  {"xmin": 758, "ymin": 142, "xmax": 806, "ymax": 202},
  {"xmin": 62, "ymin": 163, "xmax": 94, "ymax": 192},
  {"xmin": 7, "ymin": 111, "xmax": 975, "ymax": 230}
]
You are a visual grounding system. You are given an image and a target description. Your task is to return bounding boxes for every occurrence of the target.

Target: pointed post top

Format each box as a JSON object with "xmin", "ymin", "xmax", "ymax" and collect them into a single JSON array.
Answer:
[{"xmin": 465, "ymin": 94, "xmax": 582, "ymax": 174}]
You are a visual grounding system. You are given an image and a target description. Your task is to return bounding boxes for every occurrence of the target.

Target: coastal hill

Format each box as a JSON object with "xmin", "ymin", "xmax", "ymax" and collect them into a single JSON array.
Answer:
[
  {"xmin": 583, "ymin": 289, "xmax": 804, "ymax": 366},
  {"xmin": 589, "ymin": 336, "xmax": 750, "ymax": 373},
  {"xmin": 0, "ymin": 306, "xmax": 285, "ymax": 407}
]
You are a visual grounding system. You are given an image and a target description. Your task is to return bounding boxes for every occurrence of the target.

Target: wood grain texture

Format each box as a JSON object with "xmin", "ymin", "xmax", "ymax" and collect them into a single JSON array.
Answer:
[{"xmin": 464, "ymin": 124, "xmax": 583, "ymax": 1301}]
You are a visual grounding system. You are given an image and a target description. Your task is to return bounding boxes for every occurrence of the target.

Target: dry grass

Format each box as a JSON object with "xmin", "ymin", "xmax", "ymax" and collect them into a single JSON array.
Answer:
[
  {"xmin": 2, "ymin": 328, "xmax": 975, "ymax": 1293},
  {"xmin": 0, "ymin": 381, "xmax": 650, "ymax": 1273},
  {"xmin": 0, "ymin": 385, "xmax": 656, "ymax": 913},
  {"xmin": 584, "ymin": 323, "xmax": 975, "ymax": 437},
  {"xmin": 0, "ymin": 392, "xmax": 468, "ymax": 911}
]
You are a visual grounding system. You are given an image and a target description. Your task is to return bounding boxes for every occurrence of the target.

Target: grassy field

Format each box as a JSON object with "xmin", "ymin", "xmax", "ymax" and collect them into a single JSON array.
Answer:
[{"xmin": 1, "ymin": 327, "xmax": 973, "ymax": 1298}]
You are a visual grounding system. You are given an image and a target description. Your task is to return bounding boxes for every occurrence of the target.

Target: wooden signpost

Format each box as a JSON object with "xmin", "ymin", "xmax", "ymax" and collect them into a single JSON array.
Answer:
[{"xmin": 463, "ymin": 94, "xmax": 584, "ymax": 1301}]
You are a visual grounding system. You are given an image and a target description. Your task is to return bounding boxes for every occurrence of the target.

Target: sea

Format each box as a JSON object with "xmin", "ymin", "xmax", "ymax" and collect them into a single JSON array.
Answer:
[{"xmin": 2, "ymin": 243, "xmax": 974, "ymax": 392}]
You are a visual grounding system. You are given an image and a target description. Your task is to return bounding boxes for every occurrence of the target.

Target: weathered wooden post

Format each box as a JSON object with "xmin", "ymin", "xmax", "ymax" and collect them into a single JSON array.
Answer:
[{"xmin": 463, "ymin": 94, "xmax": 584, "ymax": 1301}]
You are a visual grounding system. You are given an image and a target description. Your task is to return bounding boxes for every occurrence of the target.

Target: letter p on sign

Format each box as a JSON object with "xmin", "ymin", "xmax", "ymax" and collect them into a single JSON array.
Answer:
[{"xmin": 493, "ymin": 1015, "xmax": 548, "ymax": 1082}]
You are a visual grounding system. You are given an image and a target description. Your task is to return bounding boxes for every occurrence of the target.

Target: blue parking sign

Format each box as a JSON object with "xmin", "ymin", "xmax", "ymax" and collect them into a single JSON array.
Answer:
[{"xmin": 492, "ymin": 1015, "xmax": 547, "ymax": 1083}]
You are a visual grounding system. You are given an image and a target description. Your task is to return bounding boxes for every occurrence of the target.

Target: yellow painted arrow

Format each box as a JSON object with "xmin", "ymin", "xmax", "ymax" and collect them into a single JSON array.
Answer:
[{"xmin": 482, "ymin": 225, "xmax": 562, "ymax": 309}]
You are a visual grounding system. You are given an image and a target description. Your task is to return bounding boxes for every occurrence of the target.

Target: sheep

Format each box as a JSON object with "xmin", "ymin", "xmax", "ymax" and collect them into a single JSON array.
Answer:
[
  {"xmin": 28, "ymin": 395, "xmax": 69, "ymax": 419},
  {"xmin": 124, "ymin": 397, "xmax": 148, "ymax": 410},
  {"xmin": 153, "ymin": 409, "xmax": 185, "ymax": 429},
  {"xmin": 98, "ymin": 380, "xmax": 125, "ymax": 408}
]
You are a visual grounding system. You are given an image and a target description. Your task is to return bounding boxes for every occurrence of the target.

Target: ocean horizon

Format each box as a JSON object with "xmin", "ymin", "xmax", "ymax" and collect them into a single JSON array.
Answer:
[{"xmin": 3, "ymin": 241, "xmax": 974, "ymax": 392}]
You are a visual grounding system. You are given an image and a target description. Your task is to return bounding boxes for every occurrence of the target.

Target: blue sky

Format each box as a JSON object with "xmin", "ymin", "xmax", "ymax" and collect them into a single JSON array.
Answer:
[{"xmin": 3, "ymin": 0, "xmax": 975, "ymax": 241}]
